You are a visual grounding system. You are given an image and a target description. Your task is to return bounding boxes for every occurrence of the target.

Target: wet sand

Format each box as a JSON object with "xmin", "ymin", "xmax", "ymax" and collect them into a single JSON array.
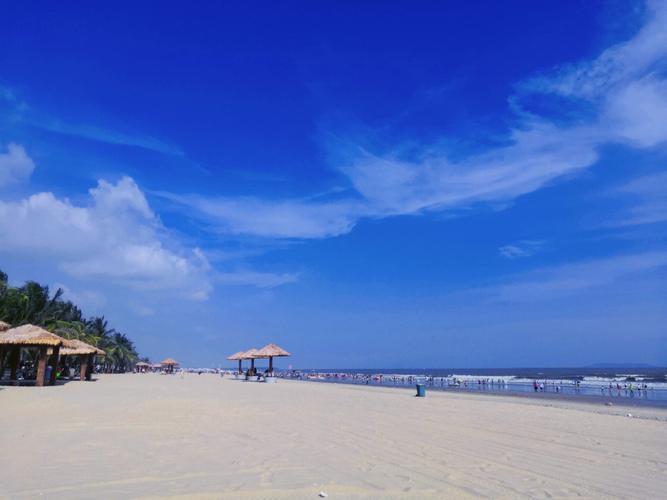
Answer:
[{"xmin": 1, "ymin": 373, "xmax": 666, "ymax": 499}]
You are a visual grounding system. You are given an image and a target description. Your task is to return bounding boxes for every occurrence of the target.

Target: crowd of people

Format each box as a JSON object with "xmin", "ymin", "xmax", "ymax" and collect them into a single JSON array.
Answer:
[{"xmin": 275, "ymin": 370, "xmax": 662, "ymax": 401}]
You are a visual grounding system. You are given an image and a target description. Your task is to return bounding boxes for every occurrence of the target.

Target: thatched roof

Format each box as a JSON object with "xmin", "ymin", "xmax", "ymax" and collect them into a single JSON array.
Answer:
[
  {"xmin": 60, "ymin": 338, "xmax": 105, "ymax": 356},
  {"xmin": 227, "ymin": 351, "xmax": 246, "ymax": 361},
  {"xmin": 240, "ymin": 348, "xmax": 266, "ymax": 359},
  {"xmin": 0, "ymin": 324, "xmax": 65, "ymax": 347},
  {"xmin": 257, "ymin": 343, "xmax": 291, "ymax": 358},
  {"xmin": 0, "ymin": 321, "xmax": 11, "ymax": 332},
  {"xmin": 160, "ymin": 357, "xmax": 179, "ymax": 365},
  {"xmin": 135, "ymin": 361, "xmax": 150, "ymax": 367}
]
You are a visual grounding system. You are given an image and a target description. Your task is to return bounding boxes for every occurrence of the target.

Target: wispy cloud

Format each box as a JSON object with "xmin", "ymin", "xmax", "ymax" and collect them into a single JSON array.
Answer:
[
  {"xmin": 0, "ymin": 87, "xmax": 183, "ymax": 156},
  {"xmin": 158, "ymin": 191, "xmax": 364, "ymax": 239},
  {"xmin": 498, "ymin": 240, "xmax": 546, "ymax": 259},
  {"xmin": 610, "ymin": 171, "xmax": 667, "ymax": 226},
  {"xmin": 36, "ymin": 120, "xmax": 184, "ymax": 156},
  {"xmin": 161, "ymin": 1, "xmax": 667, "ymax": 240},
  {"xmin": 484, "ymin": 251, "xmax": 667, "ymax": 303}
]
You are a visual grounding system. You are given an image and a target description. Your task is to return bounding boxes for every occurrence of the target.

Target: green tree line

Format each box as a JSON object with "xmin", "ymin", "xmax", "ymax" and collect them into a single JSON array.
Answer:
[{"xmin": 0, "ymin": 269, "xmax": 140, "ymax": 372}]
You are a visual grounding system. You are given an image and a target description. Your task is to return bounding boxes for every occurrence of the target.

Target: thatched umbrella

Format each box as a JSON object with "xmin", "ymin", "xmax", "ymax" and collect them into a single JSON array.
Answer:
[
  {"xmin": 240, "ymin": 348, "xmax": 266, "ymax": 373},
  {"xmin": 160, "ymin": 357, "xmax": 179, "ymax": 374},
  {"xmin": 227, "ymin": 351, "xmax": 246, "ymax": 374},
  {"xmin": 0, "ymin": 321, "xmax": 10, "ymax": 332},
  {"xmin": 60, "ymin": 338, "xmax": 105, "ymax": 356},
  {"xmin": 134, "ymin": 361, "xmax": 150, "ymax": 373},
  {"xmin": 256, "ymin": 343, "xmax": 291, "ymax": 374},
  {"xmin": 60, "ymin": 339, "xmax": 105, "ymax": 381},
  {"xmin": 0, "ymin": 324, "xmax": 66, "ymax": 386}
]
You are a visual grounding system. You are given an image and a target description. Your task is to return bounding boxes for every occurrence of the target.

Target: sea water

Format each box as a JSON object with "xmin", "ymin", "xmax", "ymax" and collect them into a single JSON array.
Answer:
[{"xmin": 279, "ymin": 367, "xmax": 667, "ymax": 406}]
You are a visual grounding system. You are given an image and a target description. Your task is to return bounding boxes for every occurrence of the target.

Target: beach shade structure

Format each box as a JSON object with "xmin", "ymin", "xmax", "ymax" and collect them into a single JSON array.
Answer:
[
  {"xmin": 256, "ymin": 343, "xmax": 291, "ymax": 374},
  {"xmin": 240, "ymin": 348, "xmax": 266, "ymax": 374},
  {"xmin": 160, "ymin": 357, "xmax": 179, "ymax": 374},
  {"xmin": 135, "ymin": 361, "xmax": 151, "ymax": 372},
  {"xmin": 227, "ymin": 351, "xmax": 247, "ymax": 374},
  {"xmin": 0, "ymin": 321, "xmax": 10, "ymax": 332},
  {"xmin": 60, "ymin": 338, "xmax": 105, "ymax": 381},
  {"xmin": 0, "ymin": 324, "xmax": 65, "ymax": 386}
]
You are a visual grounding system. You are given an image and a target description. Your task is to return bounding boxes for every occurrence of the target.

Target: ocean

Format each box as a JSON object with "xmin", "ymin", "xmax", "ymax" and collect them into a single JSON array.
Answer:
[{"xmin": 279, "ymin": 367, "xmax": 667, "ymax": 407}]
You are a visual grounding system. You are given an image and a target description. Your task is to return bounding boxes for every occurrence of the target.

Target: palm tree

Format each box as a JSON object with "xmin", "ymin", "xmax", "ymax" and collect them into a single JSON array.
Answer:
[
  {"xmin": 86, "ymin": 316, "xmax": 116, "ymax": 346},
  {"xmin": 100, "ymin": 333, "xmax": 138, "ymax": 372},
  {"xmin": 0, "ymin": 269, "xmax": 142, "ymax": 373}
]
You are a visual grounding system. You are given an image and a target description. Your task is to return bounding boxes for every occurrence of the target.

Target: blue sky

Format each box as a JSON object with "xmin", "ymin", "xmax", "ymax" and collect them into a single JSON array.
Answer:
[{"xmin": 1, "ymin": 1, "xmax": 666, "ymax": 368}]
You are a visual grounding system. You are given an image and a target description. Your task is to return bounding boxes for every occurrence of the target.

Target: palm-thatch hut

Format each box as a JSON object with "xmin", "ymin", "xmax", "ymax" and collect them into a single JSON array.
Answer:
[
  {"xmin": 0, "ymin": 324, "xmax": 65, "ymax": 386},
  {"xmin": 240, "ymin": 348, "xmax": 265, "ymax": 375},
  {"xmin": 160, "ymin": 357, "xmax": 179, "ymax": 374},
  {"xmin": 135, "ymin": 361, "xmax": 151, "ymax": 373},
  {"xmin": 227, "ymin": 351, "xmax": 247, "ymax": 374},
  {"xmin": 0, "ymin": 321, "xmax": 10, "ymax": 332},
  {"xmin": 256, "ymin": 343, "xmax": 291, "ymax": 374},
  {"xmin": 60, "ymin": 338, "xmax": 105, "ymax": 381}
]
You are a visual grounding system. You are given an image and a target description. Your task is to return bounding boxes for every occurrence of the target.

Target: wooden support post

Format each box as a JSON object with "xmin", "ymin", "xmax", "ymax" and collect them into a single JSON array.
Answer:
[
  {"xmin": 238, "ymin": 359, "xmax": 242, "ymax": 374},
  {"xmin": 61, "ymin": 357, "xmax": 70, "ymax": 380},
  {"xmin": 86, "ymin": 354, "xmax": 94, "ymax": 381},
  {"xmin": 0, "ymin": 346, "xmax": 6, "ymax": 380},
  {"xmin": 80, "ymin": 355, "xmax": 88, "ymax": 381},
  {"xmin": 35, "ymin": 346, "xmax": 48, "ymax": 387},
  {"xmin": 269, "ymin": 356, "xmax": 274, "ymax": 374},
  {"xmin": 48, "ymin": 345, "xmax": 60, "ymax": 385},
  {"xmin": 9, "ymin": 347, "xmax": 19, "ymax": 381}
]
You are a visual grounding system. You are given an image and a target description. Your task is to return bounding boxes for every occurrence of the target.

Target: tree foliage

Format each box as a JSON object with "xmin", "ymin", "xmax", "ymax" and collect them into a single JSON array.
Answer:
[{"xmin": 0, "ymin": 269, "xmax": 139, "ymax": 371}]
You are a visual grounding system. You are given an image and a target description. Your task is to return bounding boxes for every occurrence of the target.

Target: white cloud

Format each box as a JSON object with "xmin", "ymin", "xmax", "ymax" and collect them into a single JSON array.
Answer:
[
  {"xmin": 498, "ymin": 240, "xmax": 545, "ymax": 259},
  {"xmin": 486, "ymin": 251, "xmax": 667, "ymax": 302},
  {"xmin": 524, "ymin": 0, "xmax": 667, "ymax": 100},
  {"xmin": 611, "ymin": 171, "xmax": 667, "ymax": 226},
  {"xmin": 0, "ymin": 176, "xmax": 212, "ymax": 299},
  {"xmin": 0, "ymin": 143, "xmax": 35, "ymax": 187},
  {"xmin": 342, "ymin": 120, "xmax": 599, "ymax": 217},
  {"xmin": 161, "ymin": 192, "xmax": 364, "ymax": 239},
  {"xmin": 603, "ymin": 76, "xmax": 667, "ymax": 148},
  {"xmin": 163, "ymin": 1, "xmax": 667, "ymax": 240}
]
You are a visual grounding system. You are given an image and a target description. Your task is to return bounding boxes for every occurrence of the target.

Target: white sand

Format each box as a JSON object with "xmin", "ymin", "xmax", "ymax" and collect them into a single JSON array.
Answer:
[{"xmin": 1, "ymin": 374, "xmax": 666, "ymax": 499}]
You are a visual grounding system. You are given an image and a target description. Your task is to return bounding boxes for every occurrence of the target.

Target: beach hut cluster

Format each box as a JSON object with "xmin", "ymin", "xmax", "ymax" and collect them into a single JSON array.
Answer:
[
  {"xmin": 134, "ymin": 358, "xmax": 180, "ymax": 374},
  {"xmin": 0, "ymin": 323, "xmax": 106, "ymax": 386},
  {"xmin": 227, "ymin": 343, "xmax": 290, "ymax": 379}
]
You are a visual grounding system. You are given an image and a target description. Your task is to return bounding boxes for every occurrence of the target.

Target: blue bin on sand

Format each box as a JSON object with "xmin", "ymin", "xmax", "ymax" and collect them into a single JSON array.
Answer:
[{"xmin": 416, "ymin": 383, "xmax": 426, "ymax": 397}]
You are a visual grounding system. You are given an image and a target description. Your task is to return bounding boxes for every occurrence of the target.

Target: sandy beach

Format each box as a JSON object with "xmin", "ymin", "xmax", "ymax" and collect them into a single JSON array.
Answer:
[{"xmin": 1, "ymin": 374, "xmax": 666, "ymax": 499}]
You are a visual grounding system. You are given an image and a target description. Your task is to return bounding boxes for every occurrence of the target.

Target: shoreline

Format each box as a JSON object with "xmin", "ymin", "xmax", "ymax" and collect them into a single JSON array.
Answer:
[
  {"xmin": 299, "ymin": 377, "xmax": 667, "ymax": 410},
  {"xmin": 280, "ymin": 378, "xmax": 667, "ymax": 421}
]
